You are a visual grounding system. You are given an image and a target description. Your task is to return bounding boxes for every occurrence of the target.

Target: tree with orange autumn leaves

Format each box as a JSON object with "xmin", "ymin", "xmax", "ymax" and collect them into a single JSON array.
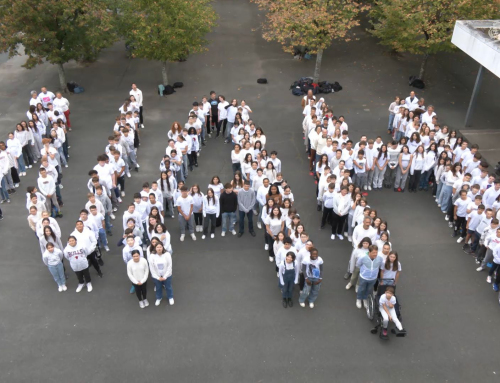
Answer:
[
  {"xmin": 253, "ymin": 0, "xmax": 369, "ymax": 83},
  {"xmin": 369, "ymin": 0, "xmax": 499, "ymax": 80}
]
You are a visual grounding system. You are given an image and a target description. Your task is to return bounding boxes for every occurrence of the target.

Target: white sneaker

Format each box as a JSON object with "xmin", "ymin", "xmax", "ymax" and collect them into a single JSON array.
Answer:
[
  {"xmin": 231, "ymin": 230, "xmax": 237, "ymax": 235},
  {"xmin": 265, "ymin": 244, "xmax": 269, "ymax": 251},
  {"xmin": 253, "ymin": 210, "xmax": 258, "ymax": 216},
  {"xmin": 299, "ymin": 302, "xmax": 306, "ymax": 307},
  {"xmin": 448, "ymin": 222, "xmax": 453, "ymax": 228},
  {"xmin": 87, "ymin": 283, "xmax": 93, "ymax": 292},
  {"xmin": 169, "ymin": 298, "xmax": 174, "ymax": 305},
  {"xmin": 62, "ymin": 285, "xmax": 67, "ymax": 291},
  {"xmin": 277, "ymin": 272, "xmax": 279, "ymax": 277},
  {"xmin": 28, "ymin": 165, "xmax": 32, "ymax": 168},
  {"xmin": 330, "ymin": 234, "xmax": 335, "ymax": 240},
  {"xmin": 487, "ymin": 276, "xmax": 492, "ymax": 283},
  {"xmin": 356, "ymin": 299, "xmax": 362, "ymax": 309},
  {"xmin": 58, "ymin": 286, "xmax": 63, "ymax": 292},
  {"xmin": 344, "ymin": 232, "xmax": 348, "ymax": 237},
  {"xmin": 363, "ymin": 185, "xmax": 368, "ymax": 191},
  {"xmin": 338, "ymin": 234, "xmax": 344, "ymax": 240},
  {"xmin": 113, "ymin": 207, "xmax": 118, "ymax": 212},
  {"xmin": 110, "ymin": 213, "xmax": 116, "ymax": 220},
  {"xmin": 180, "ymin": 234, "xmax": 185, "ymax": 241},
  {"xmin": 269, "ymin": 256, "xmax": 274, "ymax": 262},
  {"xmin": 136, "ymin": 164, "xmax": 140, "ymax": 168},
  {"xmin": 143, "ymin": 299, "xmax": 149, "ymax": 307},
  {"xmin": 309, "ymin": 302, "xmax": 314, "ymax": 308},
  {"xmin": 345, "ymin": 283, "xmax": 352, "ymax": 290},
  {"xmin": 191, "ymin": 233, "xmax": 196, "ymax": 241},
  {"xmin": 445, "ymin": 215, "xmax": 449, "ymax": 221},
  {"xmin": 155, "ymin": 299, "xmax": 162, "ymax": 306},
  {"xmin": 363, "ymin": 299, "xmax": 368, "ymax": 308},
  {"xmin": 368, "ymin": 186, "xmax": 372, "ymax": 191},
  {"xmin": 14, "ymin": 183, "xmax": 19, "ymax": 188},
  {"xmin": 202, "ymin": 235, "xmax": 206, "ymax": 239},
  {"xmin": 476, "ymin": 266, "xmax": 484, "ymax": 272},
  {"xmin": 211, "ymin": 233, "xmax": 215, "ymax": 239},
  {"xmin": 221, "ymin": 231, "xmax": 226, "ymax": 237},
  {"xmin": 139, "ymin": 300, "xmax": 145, "ymax": 308},
  {"xmin": 76, "ymin": 284, "xmax": 84, "ymax": 293},
  {"xmin": 105, "ymin": 246, "xmax": 110, "ymax": 252},
  {"xmin": 437, "ymin": 204, "xmax": 441, "ymax": 207},
  {"xmin": 257, "ymin": 222, "xmax": 262, "ymax": 229},
  {"xmin": 457, "ymin": 237, "xmax": 464, "ymax": 243},
  {"xmin": 59, "ymin": 184, "xmax": 64, "ymax": 189},
  {"xmin": 117, "ymin": 197, "xmax": 122, "ymax": 203},
  {"xmin": 121, "ymin": 191, "xmax": 125, "ymax": 197},
  {"xmin": 141, "ymin": 124, "xmax": 145, "ymax": 129},
  {"xmin": 348, "ymin": 236, "xmax": 352, "ymax": 242},
  {"xmin": 126, "ymin": 171, "xmax": 131, "ymax": 178},
  {"xmin": 355, "ymin": 285, "xmax": 359, "ymax": 293}
]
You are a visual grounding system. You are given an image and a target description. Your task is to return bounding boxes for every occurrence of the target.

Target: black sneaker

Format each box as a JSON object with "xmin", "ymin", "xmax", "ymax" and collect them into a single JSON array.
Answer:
[
  {"xmin": 250, "ymin": 231, "xmax": 256, "ymax": 237},
  {"xmin": 282, "ymin": 299, "xmax": 288, "ymax": 308},
  {"xmin": 288, "ymin": 298, "xmax": 293, "ymax": 307}
]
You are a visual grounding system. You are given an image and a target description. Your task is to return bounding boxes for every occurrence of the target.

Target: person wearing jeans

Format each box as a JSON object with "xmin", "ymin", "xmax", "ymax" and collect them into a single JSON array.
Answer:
[
  {"xmin": 176, "ymin": 185, "xmax": 196, "ymax": 241},
  {"xmin": 224, "ymin": 99, "xmax": 238, "ymax": 144},
  {"xmin": 149, "ymin": 243, "xmax": 174, "ymax": 307},
  {"xmin": 299, "ymin": 248, "xmax": 324, "ymax": 308},
  {"xmin": 42, "ymin": 243, "xmax": 67, "ymax": 291},
  {"xmin": 355, "ymin": 245, "xmax": 383, "ymax": 309},
  {"xmin": 237, "ymin": 181, "xmax": 256, "ymax": 237},
  {"xmin": 220, "ymin": 183, "xmax": 238, "ymax": 236}
]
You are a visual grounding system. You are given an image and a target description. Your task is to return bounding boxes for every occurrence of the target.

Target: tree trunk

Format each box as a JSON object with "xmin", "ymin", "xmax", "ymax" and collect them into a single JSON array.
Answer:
[
  {"xmin": 57, "ymin": 63, "xmax": 69, "ymax": 93},
  {"xmin": 313, "ymin": 49, "xmax": 323, "ymax": 83},
  {"xmin": 161, "ymin": 60, "xmax": 168, "ymax": 85},
  {"xmin": 418, "ymin": 53, "xmax": 429, "ymax": 81}
]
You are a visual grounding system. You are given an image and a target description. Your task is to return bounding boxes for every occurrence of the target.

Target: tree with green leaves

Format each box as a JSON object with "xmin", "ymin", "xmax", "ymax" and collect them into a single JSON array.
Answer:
[
  {"xmin": 120, "ymin": 0, "xmax": 217, "ymax": 85},
  {"xmin": 369, "ymin": 0, "xmax": 498, "ymax": 80},
  {"xmin": 254, "ymin": 0, "xmax": 368, "ymax": 83},
  {"xmin": 0, "ymin": 0, "xmax": 118, "ymax": 92}
]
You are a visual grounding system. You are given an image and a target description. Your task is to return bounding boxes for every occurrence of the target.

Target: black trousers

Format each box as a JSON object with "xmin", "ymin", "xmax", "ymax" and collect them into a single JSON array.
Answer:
[
  {"xmin": 133, "ymin": 283, "xmax": 147, "ymax": 300},
  {"xmin": 22, "ymin": 145, "xmax": 34, "ymax": 165},
  {"xmin": 188, "ymin": 152, "xmax": 197, "ymax": 169},
  {"xmin": 321, "ymin": 207, "xmax": 333, "ymax": 227},
  {"xmin": 331, "ymin": 212, "xmax": 348, "ymax": 235},
  {"xmin": 408, "ymin": 170, "xmax": 421, "ymax": 191},
  {"xmin": 10, "ymin": 167, "xmax": 20, "ymax": 184},
  {"xmin": 75, "ymin": 267, "xmax": 91, "ymax": 284},
  {"xmin": 139, "ymin": 106, "xmax": 144, "ymax": 125},
  {"xmin": 87, "ymin": 251, "xmax": 102, "ymax": 274},
  {"xmin": 217, "ymin": 119, "xmax": 227, "ymax": 136},
  {"xmin": 203, "ymin": 213, "xmax": 216, "ymax": 235},
  {"xmin": 455, "ymin": 216, "xmax": 467, "ymax": 237},
  {"xmin": 194, "ymin": 212, "xmax": 203, "ymax": 225}
]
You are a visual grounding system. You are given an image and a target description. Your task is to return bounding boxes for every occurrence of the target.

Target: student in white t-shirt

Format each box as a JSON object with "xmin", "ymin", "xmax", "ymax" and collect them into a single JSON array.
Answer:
[
  {"xmin": 379, "ymin": 286, "xmax": 404, "ymax": 336},
  {"xmin": 176, "ymin": 185, "xmax": 196, "ymax": 241},
  {"xmin": 454, "ymin": 190, "xmax": 472, "ymax": 242}
]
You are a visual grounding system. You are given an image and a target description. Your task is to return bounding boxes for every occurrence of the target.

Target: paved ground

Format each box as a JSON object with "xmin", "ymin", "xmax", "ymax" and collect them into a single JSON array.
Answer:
[{"xmin": 1, "ymin": 1, "xmax": 500, "ymax": 382}]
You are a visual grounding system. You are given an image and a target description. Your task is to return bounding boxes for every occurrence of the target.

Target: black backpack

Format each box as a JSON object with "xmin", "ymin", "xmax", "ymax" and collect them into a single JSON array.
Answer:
[
  {"xmin": 292, "ymin": 87, "xmax": 303, "ymax": 96},
  {"xmin": 67, "ymin": 81, "xmax": 78, "ymax": 93},
  {"xmin": 257, "ymin": 78, "xmax": 268, "ymax": 84},
  {"xmin": 332, "ymin": 81, "xmax": 342, "ymax": 92},
  {"xmin": 173, "ymin": 82, "xmax": 184, "ymax": 88},
  {"xmin": 163, "ymin": 85, "xmax": 176, "ymax": 95},
  {"xmin": 409, "ymin": 76, "xmax": 425, "ymax": 89}
]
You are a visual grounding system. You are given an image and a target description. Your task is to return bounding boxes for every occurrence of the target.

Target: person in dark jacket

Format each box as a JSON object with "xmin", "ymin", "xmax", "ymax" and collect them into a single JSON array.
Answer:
[{"xmin": 220, "ymin": 183, "xmax": 237, "ymax": 236}]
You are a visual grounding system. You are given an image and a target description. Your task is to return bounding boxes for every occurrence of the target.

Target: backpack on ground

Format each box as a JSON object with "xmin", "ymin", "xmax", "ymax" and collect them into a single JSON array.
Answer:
[
  {"xmin": 173, "ymin": 82, "xmax": 184, "ymax": 88},
  {"xmin": 73, "ymin": 86, "xmax": 85, "ymax": 94},
  {"xmin": 292, "ymin": 87, "xmax": 303, "ymax": 96},
  {"xmin": 409, "ymin": 75, "xmax": 425, "ymax": 89},
  {"xmin": 163, "ymin": 85, "xmax": 175, "ymax": 95},
  {"xmin": 257, "ymin": 78, "xmax": 268, "ymax": 84},
  {"xmin": 67, "ymin": 81, "xmax": 78, "ymax": 93}
]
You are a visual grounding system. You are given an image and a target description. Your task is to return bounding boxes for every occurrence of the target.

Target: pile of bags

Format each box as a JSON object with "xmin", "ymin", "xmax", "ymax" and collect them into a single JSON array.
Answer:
[{"xmin": 290, "ymin": 77, "xmax": 342, "ymax": 96}]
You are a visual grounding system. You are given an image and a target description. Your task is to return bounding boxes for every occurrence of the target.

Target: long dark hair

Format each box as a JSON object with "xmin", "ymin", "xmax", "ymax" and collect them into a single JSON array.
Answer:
[
  {"xmin": 44, "ymin": 226, "xmax": 57, "ymax": 241},
  {"xmin": 377, "ymin": 144, "xmax": 388, "ymax": 160},
  {"xmin": 206, "ymin": 187, "xmax": 215, "ymax": 205},
  {"xmin": 384, "ymin": 251, "xmax": 399, "ymax": 272},
  {"xmin": 160, "ymin": 171, "xmax": 172, "ymax": 192}
]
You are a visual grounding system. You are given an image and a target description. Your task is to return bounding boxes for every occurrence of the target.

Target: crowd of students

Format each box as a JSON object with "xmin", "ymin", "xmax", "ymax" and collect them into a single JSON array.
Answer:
[{"xmin": 5, "ymin": 84, "xmax": 499, "ymax": 322}]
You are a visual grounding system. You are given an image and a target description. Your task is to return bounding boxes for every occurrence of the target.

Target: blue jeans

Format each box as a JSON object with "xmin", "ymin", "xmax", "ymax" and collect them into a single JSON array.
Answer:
[
  {"xmin": 357, "ymin": 277, "xmax": 377, "ymax": 300},
  {"xmin": 438, "ymin": 185, "xmax": 453, "ymax": 212},
  {"xmin": 153, "ymin": 276, "xmax": 173, "ymax": 300},
  {"xmin": 222, "ymin": 211, "xmax": 236, "ymax": 232},
  {"xmin": 57, "ymin": 147, "xmax": 67, "ymax": 166},
  {"xmin": 104, "ymin": 213, "xmax": 112, "ymax": 233},
  {"xmin": 17, "ymin": 155, "xmax": 26, "ymax": 173},
  {"xmin": 419, "ymin": 170, "xmax": 431, "ymax": 190},
  {"xmin": 395, "ymin": 131, "xmax": 403, "ymax": 142},
  {"xmin": 388, "ymin": 113, "xmax": 395, "ymax": 131},
  {"xmin": 299, "ymin": 277, "xmax": 321, "ymax": 303},
  {"xmin": 48, "ymin": 262, "xmax": 66, "ymax": 286},
  {"xmin": 0, "ymin": 179, "xmax": 8, "ymax": 200},
  {"xmin": 98, "ymin": 228, "xmax": 108, "ymax": 247},
  {"xmin": 239, "ymin": 210, "xmax": 254, "ymax": 233},
  {"xmin": 281, "ymin": 268, "xmax": 296, "ymax": 299},
  {"xmin": 435, "ymin": 182, "xmax": 444, "ymax": 199}
]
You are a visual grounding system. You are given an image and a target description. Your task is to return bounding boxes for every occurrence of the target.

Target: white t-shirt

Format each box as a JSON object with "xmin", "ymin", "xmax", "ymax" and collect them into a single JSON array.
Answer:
[
  {"xmin": 218, "ymin": 101, "xmax": 229, "ymax": 120},
  {"xmin": 380, "ymin": 261, "xmax": 401, "ymax": 282},
  {"xmin": 265, "ymin": 216, "xmax": 284, "ymax": 236},
  {"xmin": 176, "ymin": 195, "xmax": 194, "ymax": 216},
  {"xmin": 454, "ymin": 197, "xmax": 472, "ymax": 217},
  {"xmin": 379, "ymin": 294, "xmax": 397, "ymax": 307}
]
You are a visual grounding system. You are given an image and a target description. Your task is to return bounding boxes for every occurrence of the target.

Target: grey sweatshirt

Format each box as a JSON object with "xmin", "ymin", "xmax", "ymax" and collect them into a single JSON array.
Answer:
[{"xmin": 237, "ymin": 188, "xmax": 256, "ymax": 213}]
